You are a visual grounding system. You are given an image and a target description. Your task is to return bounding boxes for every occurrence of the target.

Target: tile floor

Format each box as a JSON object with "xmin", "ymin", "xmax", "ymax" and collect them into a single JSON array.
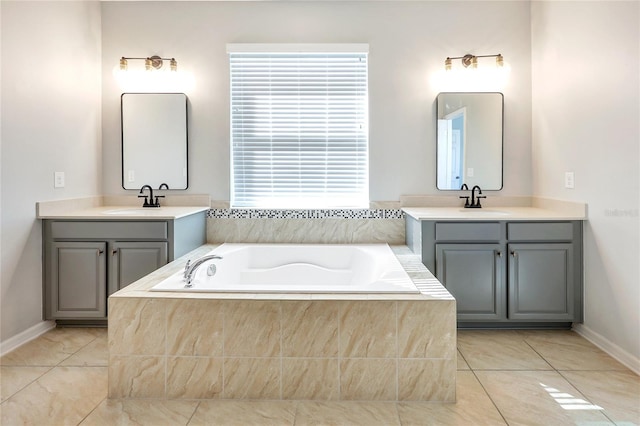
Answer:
[{"xmin": 0, "ymin": 327, "xmax": 638, "ymax": 425}]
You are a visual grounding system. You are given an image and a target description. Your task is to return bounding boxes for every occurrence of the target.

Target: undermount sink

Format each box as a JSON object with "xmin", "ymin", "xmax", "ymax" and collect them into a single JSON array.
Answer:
[
  {"xmin": 458, "ymin": 209, "xmax": 510, "ymax": 216},
  {"xmin": 103, "ymin": 208, "xmax": 153, "ymax": 215}
]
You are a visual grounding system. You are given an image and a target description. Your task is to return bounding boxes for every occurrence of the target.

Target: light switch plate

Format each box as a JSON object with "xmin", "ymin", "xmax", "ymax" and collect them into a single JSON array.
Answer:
[
  {"xmin": 564, "ymin": 172, "xmax": 575, "ymax": 189},
  {"xmin": 54, "ymin": 171, "xmax": 65, "ymax": 188}
]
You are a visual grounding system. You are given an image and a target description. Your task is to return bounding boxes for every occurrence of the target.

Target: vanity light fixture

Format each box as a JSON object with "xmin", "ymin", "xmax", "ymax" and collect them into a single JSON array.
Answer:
[
  {"xmin": 119, "ymin": 55, "xmax": 178, "ymax": 72},
  {"xmin": 444, "ymin": 53, "xmax": 504, "ymax": 71}
]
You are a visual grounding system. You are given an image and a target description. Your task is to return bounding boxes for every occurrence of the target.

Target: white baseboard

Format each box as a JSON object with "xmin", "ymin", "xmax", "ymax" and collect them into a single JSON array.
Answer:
[
  {"xmin": 573, "ymin": 323, "xmax": 640, "ymax": 375},
  {"xmin": 0, "ymin": 321, "xmax": 56, "ymax": 357}
]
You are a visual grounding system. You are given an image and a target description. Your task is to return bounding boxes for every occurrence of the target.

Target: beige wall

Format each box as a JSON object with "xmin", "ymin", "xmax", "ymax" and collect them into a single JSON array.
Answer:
[
  {"xmin": 531, "ymin": 1, "xmax": 640, "ymax": 366},
  {"xmin": 0, "ymin": 1, "xmax": 102, "ymax": 343},
  {"xmin": 100, "ymin": 1, "xmax": 533, "ymax": 201}
]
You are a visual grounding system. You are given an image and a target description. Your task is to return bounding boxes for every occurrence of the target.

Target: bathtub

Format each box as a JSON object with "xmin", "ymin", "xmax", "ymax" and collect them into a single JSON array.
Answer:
[{"xmin": 150, "ymin": 243, "xmax": 419, "ymax": 293}]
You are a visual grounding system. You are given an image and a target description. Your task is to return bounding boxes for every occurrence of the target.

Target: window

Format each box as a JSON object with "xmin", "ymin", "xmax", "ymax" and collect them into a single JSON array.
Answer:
[{"xmin": 228, "ymin": 44, "xmax": 369, "ymax": 208}]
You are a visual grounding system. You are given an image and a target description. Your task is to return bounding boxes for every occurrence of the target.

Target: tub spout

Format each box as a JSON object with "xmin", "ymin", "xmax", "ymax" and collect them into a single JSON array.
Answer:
[{"xmin": 184, "ymin": 255, "xmax": 223, "ymax": 287}]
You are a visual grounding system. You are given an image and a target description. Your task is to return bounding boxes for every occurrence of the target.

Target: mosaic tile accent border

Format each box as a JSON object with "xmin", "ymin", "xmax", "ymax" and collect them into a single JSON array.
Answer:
[{"xmin": 207, "ymin": 209, "xmax": 405, "ymax": 219}]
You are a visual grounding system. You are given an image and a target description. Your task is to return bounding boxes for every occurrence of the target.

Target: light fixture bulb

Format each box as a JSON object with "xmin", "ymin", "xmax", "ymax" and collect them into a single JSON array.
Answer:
[
  {"xmin": 445, "ymin": 57, "xmax": 452, "ymax": 71},
  {"xmin": 145, "ymin": 58, "xmax": 152, "ymax": 71},
  {"xmin": 471, "ymin": 56, "xmax": 478, "ymax": 69},
  {"xmin": 119, "ymin": 57, "xmax": 128, "ymax": 71},
  {"xmin": 496, "ymin": 54, "xmax": 504, "ymax": 68},
  {"xmin": 170, "ymin": 58, "xmax": 177, "ymax": 72}
]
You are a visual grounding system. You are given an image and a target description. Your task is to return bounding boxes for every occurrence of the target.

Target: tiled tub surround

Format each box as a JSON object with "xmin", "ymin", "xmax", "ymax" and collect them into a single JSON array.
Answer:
[
  {"xmin": 108, "ymin": 245, "xmax": 456, "ymax": 402},
  {"xmin": 206, "ymin": 209, "xmax": 405, "ymax": 244}
]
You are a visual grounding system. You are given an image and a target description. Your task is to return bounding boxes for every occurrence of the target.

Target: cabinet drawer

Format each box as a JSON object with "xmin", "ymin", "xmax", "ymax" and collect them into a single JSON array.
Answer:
[
  {"xmin": 507, "ymin": 222, "xmax": 573, "ymax": 241},
  {"xmin": 435, "ymin": 222, "xmax": 501, "ymax": 241},
  {"xmin": 50, "ymin": 221, "xmax": 168, "ymax": 240}
]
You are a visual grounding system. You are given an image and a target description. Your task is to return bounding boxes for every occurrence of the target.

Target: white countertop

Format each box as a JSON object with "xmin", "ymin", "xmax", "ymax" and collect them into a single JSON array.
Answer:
[
  {"xmin": 37, "ymin": 205, "xmax": 209, "ymax": 220},
  {"xmin": 402, "ymin": 206, "xmax": 587, "ymax": 221}
]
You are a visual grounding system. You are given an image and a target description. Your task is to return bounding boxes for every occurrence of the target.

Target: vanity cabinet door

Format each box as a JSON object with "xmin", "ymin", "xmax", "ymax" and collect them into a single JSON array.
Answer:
[
  {"xmin": 508, "ymin": 243, "xmax": 574, "ymax": 321},
  {"xmin": 49, "ymin": 242, "xmax": 107, "ymax": 319},
  {"xmin": 109, "ymin": 241, "xmax": 168, "ymax": 295},
  {"xmin": 436, "ymin": 243, "xmax": 505, "ymax": 321}
]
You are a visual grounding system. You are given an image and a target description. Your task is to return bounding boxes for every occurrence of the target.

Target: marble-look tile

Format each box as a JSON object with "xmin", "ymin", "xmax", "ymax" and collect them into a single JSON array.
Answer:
[
  {"xmin": 60, "ymin": 333, "xmax": 108, "ymax": 366},
  {"xmin": 0, "ymin": 366, "xmax": 50, "ymax": 402},
  {"xmin": 561, "ymin": 370, "xmax": 640, "ymax": 424},
  {"xmin": 224, "ymin": 301, "xmax": 280, "ymax": 357},
  {"xmin": 282, "ymin": 301, "xmax": 339, "ymax": 357},
  {"xmin": 166, "ymin": 299, "xmax": 224, "ymax": 356},
  {"xmin": 457, "ymin": 330, "xmax": 552, "ymax": 370},
  {"xmin": 0, "ymin": 366, "xmax": 107, "ymax": 426},
  {"xmin": 190, "ymin": 400, "xmax": 297, "ymax": 426},
  {"xmin": 295, "ymin": 401, "xmax": 400, "ymax": 426},
  {"xmin": 108, "ymin": 298, "xmax": 166, "ymax": 355},
  {"xmin": 207, "ymin": 217, "xmax": 405, "ymax": 244},
  {"xmin": 340, "ymin": 359, "xmax": 396, "ymax": 400},
  {"xmin": 166, "ymin": 357, "xmax": 223, "ymax": 399},
  {"xmin": 475, "ymin": 370, "xmax": 613, "ymax": 425},
  {"xmin": 0, "ymin": 327, "xmax": 99, "ymax": 366},
  {"xmin": 398, "ymin": 300, "xmax": 456, "ymax": 358},
  {"xmin": 223, "ymin": 358, "xmax": 281, "ymax": 399},
  {"xmin": 457, "ymin": 350, "xmax": 470, "ymax": 370},
  {"xmin": 80, "ymin": 399, "xmax": 199, "ymax": 426},
  {"xmin": 523, "ymin": 331, "xmax": 628, "ymax": 371},
  {"xmin": 282, "ymin": 358, "xmax": 339, "ymax": 400},
  {"xmin": 340, "ymin": 301, "xmax": 396, "ymax": 358},
  {"xmin": 398, "ymin": 359, "xmax": 456, "ymax": 401},
  {"xmin": 108, "ymin": 356, "xmax": 165, "ymax": 398},
  {"xmin": 398, "ymin": 371, "xmax": 507, "ymax": 425}
]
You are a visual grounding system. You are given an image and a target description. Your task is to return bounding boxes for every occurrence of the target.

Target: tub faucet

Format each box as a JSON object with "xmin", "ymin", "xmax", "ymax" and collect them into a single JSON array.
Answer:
[{"xmin": 184, "ymin": 255, "xmax": 223, "ymax": 287}]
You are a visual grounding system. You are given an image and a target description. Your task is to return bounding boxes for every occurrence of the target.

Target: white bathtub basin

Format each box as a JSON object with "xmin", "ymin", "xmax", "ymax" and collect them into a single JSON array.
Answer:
[{"xmin": 151, "ymin": 243, "xmax": 419, "ymax": 293}]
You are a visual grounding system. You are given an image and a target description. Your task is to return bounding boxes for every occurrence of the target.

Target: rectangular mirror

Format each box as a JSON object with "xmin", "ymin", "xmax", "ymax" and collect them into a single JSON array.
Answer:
[
  {"xmin": 436, "ymin": 92, "xmax": 503, "ymax": 190},
  {"xmin": 121, "ymin": 93, "xmax": 188, "ymax": 190}
]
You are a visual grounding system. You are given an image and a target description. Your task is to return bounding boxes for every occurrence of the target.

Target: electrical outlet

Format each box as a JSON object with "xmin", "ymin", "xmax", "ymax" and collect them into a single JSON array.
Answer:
[
  {"xmin": 54, "ymin": 171, "xmax": 65, "ymax": 188},
  {"xmin": 564, "ymin": 172, "xmax": 575, "ymax": 189}
]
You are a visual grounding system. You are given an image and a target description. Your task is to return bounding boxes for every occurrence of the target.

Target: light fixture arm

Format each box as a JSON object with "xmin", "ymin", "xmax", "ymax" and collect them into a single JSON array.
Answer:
[
  {"xmin": 119, "ymin": 55, "xmax": 178, "ymax": 71},
  {"xmin": 444, "ymin": 53, "xmax": 504, "ymax": 70}
]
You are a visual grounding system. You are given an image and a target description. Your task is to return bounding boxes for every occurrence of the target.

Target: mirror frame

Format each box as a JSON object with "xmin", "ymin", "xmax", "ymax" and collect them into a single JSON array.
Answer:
[
  {"xmin": 435, "ymin": 92, "xmax": 504, "ymax": 191},
  {"xmin": 121, "ymin": 92, "xmax": 189, "ymax": 190}
]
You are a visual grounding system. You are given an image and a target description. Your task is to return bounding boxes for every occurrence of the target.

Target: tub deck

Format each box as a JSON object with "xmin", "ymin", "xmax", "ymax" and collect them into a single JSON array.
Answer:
[{"xmin": 108, "ymin": 244, "xmax": 456, "ymax": 402}]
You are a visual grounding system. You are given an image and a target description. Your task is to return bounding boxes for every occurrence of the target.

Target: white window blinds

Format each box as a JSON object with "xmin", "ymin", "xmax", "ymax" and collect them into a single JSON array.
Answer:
[{"xmin": 229, "ymin": 45, "xmax": 369, "ymax": 208}]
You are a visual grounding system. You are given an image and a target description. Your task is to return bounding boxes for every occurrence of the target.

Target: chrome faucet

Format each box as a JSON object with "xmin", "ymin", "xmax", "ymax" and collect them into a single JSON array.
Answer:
[{"xmin": 183, "ymin": 255, "xmax": 223, "ymax": 287}]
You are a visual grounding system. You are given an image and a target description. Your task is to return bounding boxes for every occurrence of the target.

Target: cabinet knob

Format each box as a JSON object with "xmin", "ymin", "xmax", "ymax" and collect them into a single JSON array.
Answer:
[
  {"xmin": 112, "ymin": 249, "xmax": 118, "ymax": 256},
  {"xmin": 98, "ymin": 249, "xmax": 104, "ymax": 255},
  {"xmin": 496, "ymin": 251, "xmax": 502, "ymax": 257},
  {"xmin": 511, "ymin": 251, "xmax": 517, "ymax": 257}
]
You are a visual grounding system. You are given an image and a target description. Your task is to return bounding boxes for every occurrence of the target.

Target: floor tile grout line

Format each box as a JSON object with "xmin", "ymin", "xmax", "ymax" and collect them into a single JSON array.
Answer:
[
  {"xmin": 292, "ymin": 400, "xmax": 300, "ymax": 426},
  {"xmin": 522, "ymin": 338, "xmax": 557, "ymax": 372},
  {"xmin": 185, "ymin": 400, "xmax": 201, "ymax": 425},
  {"xmin": 76, "ymin": 395, "xmax": 107, "ymax": 425},
  {"xmin": 555, "ymin": 369, "xmax": 618, "ymax": 425},
  {"xmin": 0, "ymin": 364, "xmax": 56, "ymax": 404},
  {"xmin": 468, "ymin": 368, "xmax": 511, "ymax": 426}
]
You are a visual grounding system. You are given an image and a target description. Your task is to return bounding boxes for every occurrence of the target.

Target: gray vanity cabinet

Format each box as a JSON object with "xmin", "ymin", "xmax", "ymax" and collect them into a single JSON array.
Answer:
[
  {"xmin": 507, "ymin": 243, "xmax": 574, "ymax": 320},
  {"xmin": 43, "ymin": 213, "xmax": 205, "ymax": 323},
  {"xmin": 436, "ymin": 243, "xmax": 504, "ymax": 321},
  {"xmin": 50, "ymin": 242, "xmax": 107, "ymax": 318},
  {"xmin": 408, "ymin": 219, "xmax": 583, "ymax": 326},
  {"xmin": 109, "ymin": 241, "xmax": 168, "ymax": 295}
]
